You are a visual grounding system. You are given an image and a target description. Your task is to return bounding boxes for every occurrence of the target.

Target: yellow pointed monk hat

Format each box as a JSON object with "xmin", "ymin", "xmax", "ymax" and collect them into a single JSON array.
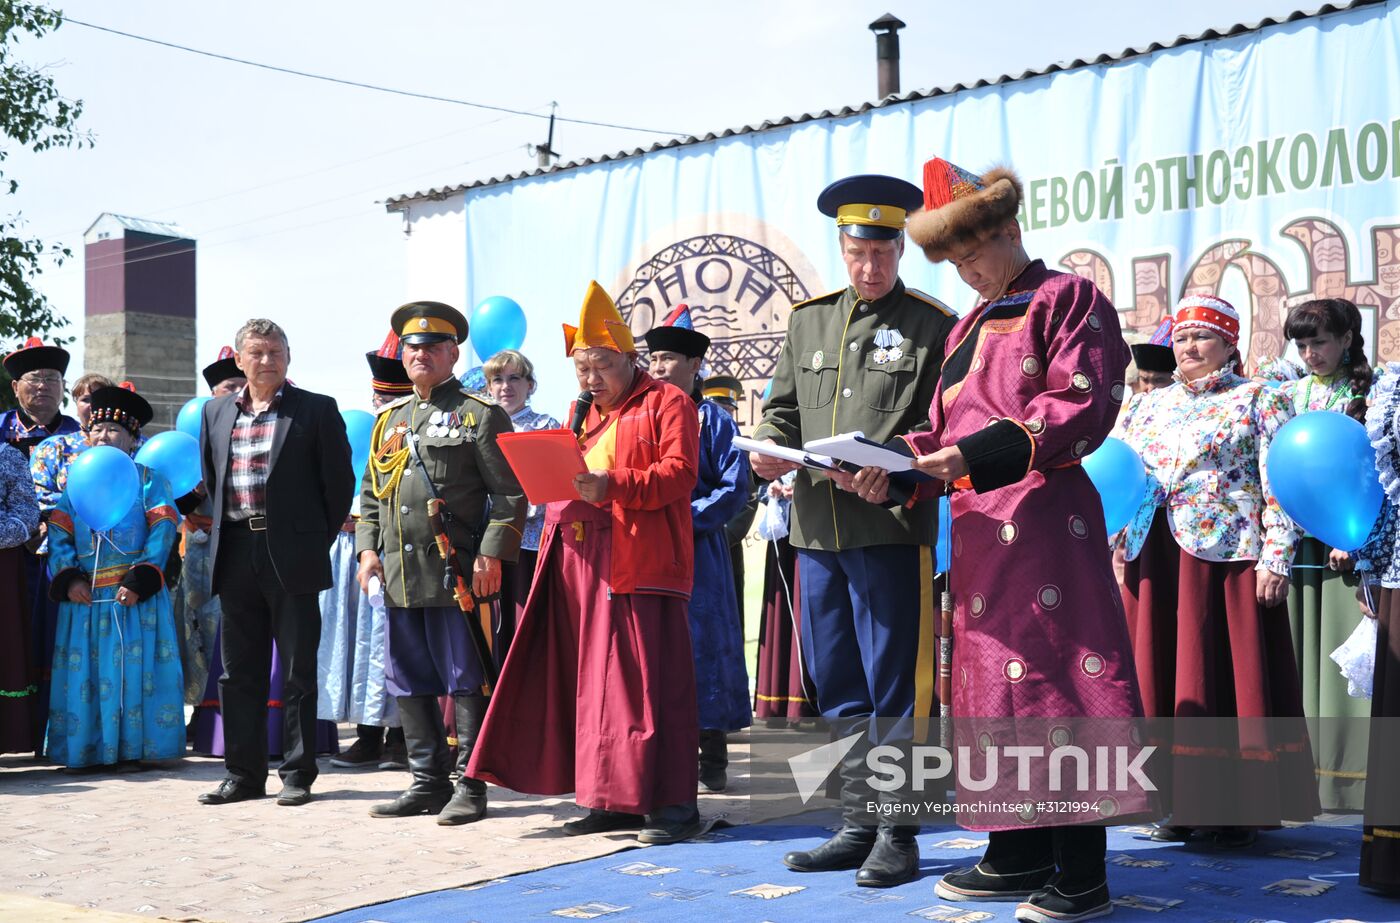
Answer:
[{"xmin": 563, "ymin": 281, "xmax": 636, "ymax": 356}]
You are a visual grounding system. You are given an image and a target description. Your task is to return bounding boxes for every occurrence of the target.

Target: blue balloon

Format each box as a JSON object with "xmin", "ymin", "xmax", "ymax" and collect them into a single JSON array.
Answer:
[
  {"xmin": 471, "ymin": 296, "xmax": 528, "ymax": 360},
  {"xmin": 134, "ymin": 431, "xmax": 202, "ymax": 497},
  {"xmin": 342, "ymin": 410, "xmax": 375, "ymax": 482},
  {"xmin": 936, "ymin": 495, "xmax": 951, "ymax": 572},
  {"xmin": 1082, "ymin": 437, "xmax": 1149, "ymax": 535},
  {"xmin": 1268, "ymin": 411, "xmax": 1382, "ymax": 551},
  {"xmin": 176, "ymin": 396, "xmax": 210, "ymax": 440},
  {"xmin": 67, "ymin": 445, "xmax": 140, "ymax": 533},
  {"xmin": 460, "ymin": 365, "xmax": 487, "ymax": 393}
]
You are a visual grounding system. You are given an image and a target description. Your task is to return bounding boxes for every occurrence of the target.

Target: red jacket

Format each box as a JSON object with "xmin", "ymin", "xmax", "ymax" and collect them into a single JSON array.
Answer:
[{"xmin": 571, "ymin": 370, "xmax": 697, "ymax": 597}]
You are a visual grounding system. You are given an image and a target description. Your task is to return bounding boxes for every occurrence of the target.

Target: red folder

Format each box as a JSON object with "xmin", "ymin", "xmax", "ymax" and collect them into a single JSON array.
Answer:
[{"xmin": 496, "ymin": 429, "xmax": 588, "ymax": 504}]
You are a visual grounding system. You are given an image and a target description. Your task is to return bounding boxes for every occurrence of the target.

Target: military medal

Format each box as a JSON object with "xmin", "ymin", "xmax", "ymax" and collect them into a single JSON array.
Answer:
[
  {"xmin": 873, "ymin": 328, "xmax": 905, "ymax": 364},
  {"xmin": 430, "ymin": 411, "xmax": 444, "ymax": 425},
  {"xmin": 449, "ymin": 428, "xmax": 460, "ymax": 439}
]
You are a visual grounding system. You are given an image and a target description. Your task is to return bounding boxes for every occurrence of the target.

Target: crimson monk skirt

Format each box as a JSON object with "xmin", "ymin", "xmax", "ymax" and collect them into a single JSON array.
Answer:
[
  {"xmin": 466, "ymin": 499, "xmax": 699, "ymax": 815},
  {"xmin": 754, "ymin": 537, "xmax": 816, "ymax": 722},
  {"xmin": 1362, "ymin": 587, "xmax": 1400, "ymax": 893},
  {"xmin": 1122, "ymin": 509, "xmax": 1321, "ymax": 827}
]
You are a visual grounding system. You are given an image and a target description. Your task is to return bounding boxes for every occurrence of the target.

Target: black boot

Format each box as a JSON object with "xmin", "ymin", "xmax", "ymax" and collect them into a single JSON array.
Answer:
[
  {"xmin": 936, "ymin": 828, "xmax": 1055, "ymax": 902},
  {"xmin": 856, "ymin": 820, "xmax": 920, "ymax": 887},
  {"xmin": 783, "ymin": 736, "xmax": 877, "ymax": 873},
  {"xmin": 369, "ymin": 695, "xmax": 453, "ymax": 817},
  {"xmin": 699, "ymin": 728, "xmax": 728, "ymax": 793},
  {"xmin": 1014, "ymin": 826, "xmax": 1110, "ymax": 922},
  {"xmin": 438, "ymin": 694, "xmax": 488, "ymax": 826}
]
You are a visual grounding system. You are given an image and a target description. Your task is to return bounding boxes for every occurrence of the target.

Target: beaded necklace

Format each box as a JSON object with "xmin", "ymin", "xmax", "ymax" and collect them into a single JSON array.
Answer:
[{"xmin": 1299, "ymin": 372, "xmax": 1352, "ymax": 413}]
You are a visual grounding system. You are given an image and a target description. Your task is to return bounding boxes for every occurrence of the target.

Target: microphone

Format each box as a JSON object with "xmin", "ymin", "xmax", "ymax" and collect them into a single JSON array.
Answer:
[{"xmin": 569, "ymin": 390, "xmax": 595, "ymax": 438}]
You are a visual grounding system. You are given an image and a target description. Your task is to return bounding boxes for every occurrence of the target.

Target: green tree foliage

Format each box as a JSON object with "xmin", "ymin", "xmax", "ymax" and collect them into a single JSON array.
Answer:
[{"xmin": 1, "ymin": 2, "xmax": 90, "ymax": 407}]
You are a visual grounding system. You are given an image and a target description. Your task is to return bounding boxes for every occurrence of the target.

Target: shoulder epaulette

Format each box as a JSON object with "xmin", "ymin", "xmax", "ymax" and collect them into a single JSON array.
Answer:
[
  {"xmin": 790, "ymin": 289, "xmax": 845, "ymax": 311},
  {"xmin": 376, "ymin": 394, "xmax": 412, "ymax": 415},
  {"xmin": 905, "ymin": 287, "xmax": 957, "ymax": 316},
  {"xmin": 461, "ymin": 389, "xmax": 498, "ymax": 406}
]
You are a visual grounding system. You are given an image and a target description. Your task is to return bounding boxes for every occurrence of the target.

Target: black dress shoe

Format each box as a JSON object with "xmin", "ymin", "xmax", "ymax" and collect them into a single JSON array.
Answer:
[
  {"xmin": 276, "ymin": 783, "xmax": 312, "ymax": 806},
  {"xmin": 561, "ymin": 809, "xmax": 645, "ymax": 836},
  {"xmin": 855, "ymin": 826, "xmax": 919, "ymax": 887},
  {"xmin": 638, "ymin": 806, "xmax": 705, "ymax": 845},
  {"xmin": 1213, "ymin": 827, "xmax": 1257, "ymax": 849},
  {"xmin": 198, "ymin": 778, "xmax": 266, "ymax": 805},
  {"xmin": 783, "ymin": 825, "xmax": 878, "ymax": 872},
  {"xmin": 934, "ymin": 862, "xmax": 1057, "ymax": 902},
  {"xmin": 1149, "ymin": 824, "xmax": 1196, "ymax": 842}
]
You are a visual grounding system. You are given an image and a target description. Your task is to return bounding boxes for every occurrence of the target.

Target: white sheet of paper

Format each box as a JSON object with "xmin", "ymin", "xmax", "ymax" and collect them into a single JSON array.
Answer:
[
  {"xmin": 802, "ymin": 431, "xmax": 915, "ymax": 472},
  {"xmin": 733, "ymin": 435, "xmax": 835, "ymax": 470}
]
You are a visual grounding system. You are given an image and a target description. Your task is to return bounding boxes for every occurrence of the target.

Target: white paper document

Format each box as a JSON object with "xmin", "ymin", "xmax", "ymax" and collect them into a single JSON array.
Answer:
[
  {"xmin": 802, "ymin": 431, "xmax": 915, "ymax": 472},
  {"xmin": 733, "ymin": 436, "xmax": 836, "ymax": 470}
]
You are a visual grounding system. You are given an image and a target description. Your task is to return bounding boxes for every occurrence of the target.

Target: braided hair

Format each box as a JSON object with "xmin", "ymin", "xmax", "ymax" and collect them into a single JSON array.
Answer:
[{"xmin": 1283, "ymin": 298, "xmax": 1372, "ymax": 422}]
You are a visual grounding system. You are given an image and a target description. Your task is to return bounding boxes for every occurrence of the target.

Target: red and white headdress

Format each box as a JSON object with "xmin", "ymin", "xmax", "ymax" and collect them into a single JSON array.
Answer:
[{"xmin": 1172, "ymin": 295, "xmax": 1241, "ymax": 345}]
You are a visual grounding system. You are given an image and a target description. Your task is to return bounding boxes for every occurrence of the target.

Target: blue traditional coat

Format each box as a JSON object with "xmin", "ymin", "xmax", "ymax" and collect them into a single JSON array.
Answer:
[
  {"xmin": 46, "ymin": 465, "xmax": 185, "ymax": 767},
  {"xmin": 689, "ymin": 398, "xmax": 753, "ymax": 732}
]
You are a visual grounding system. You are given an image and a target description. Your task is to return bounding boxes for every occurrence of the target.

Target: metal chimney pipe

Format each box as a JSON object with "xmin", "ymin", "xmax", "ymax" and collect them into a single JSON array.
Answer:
[{"xmin": 869, "ymin": 13, "xmax": 907, "ymax": 99}]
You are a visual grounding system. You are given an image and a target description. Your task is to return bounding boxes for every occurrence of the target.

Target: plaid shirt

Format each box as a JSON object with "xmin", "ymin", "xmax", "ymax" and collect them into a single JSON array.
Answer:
[{"xmin": 224, "ymin": 386, "xmax": 282, "ymax": 521}]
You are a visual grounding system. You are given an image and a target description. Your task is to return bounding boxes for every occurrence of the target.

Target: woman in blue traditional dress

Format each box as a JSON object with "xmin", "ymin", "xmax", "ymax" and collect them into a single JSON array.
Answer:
[{"xmin": 46, "ymin": 385, "xmax": 184, "ymax": 769}]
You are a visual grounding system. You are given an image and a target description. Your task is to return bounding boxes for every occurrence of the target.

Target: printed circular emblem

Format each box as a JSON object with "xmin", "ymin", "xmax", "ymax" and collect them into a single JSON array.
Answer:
[
  {"xmin": 1068, "ymin": 515, "xmax": 1089, "ymax": 539},
  {"xmin": 1086, "ymin": 312, "xmax": 1102, "ymax": 331},
  {"xmin": 969, "ymin": 593, "xmax": 986, "ymax": 618},
  {"xmin": 1098, "ymin": 797, "xmax": 1119, "ymax": 818},
  {"xmin": 811, "ymin": 350, "xmax": 825, "ymax": 371},
  {"xmin": 997, "ymin": 521, "xmax": 1019, "ymax": 545},
  {"xmin": 1081, "ymin": 652, "xmax": 1106, "ymax": 677},
  {"xmin": 868, "ymin": 206, "xmax": 882, "ymax": 221},
  {"xmin": 1020, "ymin": 356, "xmax": 1042, "ymax": 377},
  {"xmin": 1049, "ymin": 725, "xmax": 1073, "ymax": 748},
  {"xmin": 1110, "ymin": 382, "xmax": 1126, "ymax": 403},
  {"xmin": 1071, "ymin": 371, "xmax": 1092, "ymax": 391},
  {"xmin": 1004, "ymin": 658, "xmax": 1027, "ymax": 683},
  {"xmin": 1025, "ymin": 416, "xmax": 1046, "ymax": 434},
  {"xmin": 1072, "ymin": 438, "xmax": 1090, "ymax": 457},
  {"xmin": 971, "ymin": 355, "xmax": 985, "ymax": 373},
  {"xmin": 1038, "ymin": 585, "xmax": 1062, "ymax": 610},
  {"xmin": 977, "ymin": 731, "xmax": 994, "ymax": 754},
  {"xmin": 1018, "ymin": 802, "xmax": 1039, "ymax": 823},
  {"xmin": 954, "ymin": 534, "xmax": 964, "ymax": 558}
]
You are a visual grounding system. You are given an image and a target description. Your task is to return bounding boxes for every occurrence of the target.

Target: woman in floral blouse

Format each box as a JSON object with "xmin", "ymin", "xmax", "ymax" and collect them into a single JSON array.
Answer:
[
  {"xmin": 1117, "ymin": 294, "xmax": 1319, "ymax": 847},
  {"xmin": 485, "ymin": 349, "xmax": 560, "ymax": 666},
  {"xmin": 1279, "ymin": 299, "xmax": 1374, "ymax": 813}
]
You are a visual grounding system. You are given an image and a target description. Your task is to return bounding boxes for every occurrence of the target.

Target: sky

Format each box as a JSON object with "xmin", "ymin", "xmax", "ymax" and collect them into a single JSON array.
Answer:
[{"xmin": 8, "ymin": 0, "xmax": 1316, "ymax": 413}]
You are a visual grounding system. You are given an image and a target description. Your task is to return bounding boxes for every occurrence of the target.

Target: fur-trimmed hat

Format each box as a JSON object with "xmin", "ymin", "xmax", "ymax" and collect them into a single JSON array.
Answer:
[{"xmin": 907, "ymin": 158, "xmax": 1024, "ymax": 263}]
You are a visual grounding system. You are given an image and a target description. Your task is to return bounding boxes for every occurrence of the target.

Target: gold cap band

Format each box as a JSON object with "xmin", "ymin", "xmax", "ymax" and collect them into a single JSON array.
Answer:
[{"xmin": 835, "ymin": 202, "xmax": 907, "ymax": 229}]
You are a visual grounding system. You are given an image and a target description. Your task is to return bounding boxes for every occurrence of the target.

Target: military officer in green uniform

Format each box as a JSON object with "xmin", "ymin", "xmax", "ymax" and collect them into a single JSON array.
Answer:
[
  {"xmin": 749, "ymin": 174, "xmax": 957, "ymax": 887},
  {"xmin": 355, "ymin": 301, "xmax": 526, "ymax": 825}
]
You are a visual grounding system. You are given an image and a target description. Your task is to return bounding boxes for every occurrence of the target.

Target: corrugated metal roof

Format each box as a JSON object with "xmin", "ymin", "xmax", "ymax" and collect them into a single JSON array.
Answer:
[
  {"xmin": 383, "ymin": 0, "xmax": 1386, "ymax": 209},
  {"xmin": 83, "ymin": 212, "xmax": 191, "ymax": 242}
]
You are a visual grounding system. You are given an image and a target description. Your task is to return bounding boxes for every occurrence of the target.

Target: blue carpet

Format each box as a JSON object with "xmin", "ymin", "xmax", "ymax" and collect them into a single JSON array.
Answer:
[{"xmin": 312, "ymin": 822, "xmax": 1400, "ymax": 922}]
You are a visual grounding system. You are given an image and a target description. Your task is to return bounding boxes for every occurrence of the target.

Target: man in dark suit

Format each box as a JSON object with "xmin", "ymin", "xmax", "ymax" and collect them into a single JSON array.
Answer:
[{"xmin": 197, "ymin": 318, "xmax": 355, "ymax": 807}]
